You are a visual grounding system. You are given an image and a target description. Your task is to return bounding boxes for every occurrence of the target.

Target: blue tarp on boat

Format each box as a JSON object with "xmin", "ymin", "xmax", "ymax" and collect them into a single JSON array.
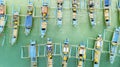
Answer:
[
  {"xmin": 25, "ymin": 15, "xmax": 32, "ymax": 28},
  {"xmin": 112, "ymin": 30, "xmax": 119, "ymax": 43},
  {"xmin": 105, "ymin": 0, "xmax": 110, "ymax": 6}
]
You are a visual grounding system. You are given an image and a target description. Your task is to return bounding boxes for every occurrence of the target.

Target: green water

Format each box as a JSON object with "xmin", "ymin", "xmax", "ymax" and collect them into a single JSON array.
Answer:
[{"xmin": 0, "ymin": 0, "xmax": 120, "ymax": 67}]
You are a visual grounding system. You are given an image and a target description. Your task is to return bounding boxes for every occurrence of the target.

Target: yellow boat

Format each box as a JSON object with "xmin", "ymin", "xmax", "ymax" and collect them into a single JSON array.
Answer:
[
  {"xmin": 78, "ymin": 43, "xmax": 86, "ymax": 67},
  {"xmin": 94, "ymin": 35, "xmax": 103, "ymax": 67}
]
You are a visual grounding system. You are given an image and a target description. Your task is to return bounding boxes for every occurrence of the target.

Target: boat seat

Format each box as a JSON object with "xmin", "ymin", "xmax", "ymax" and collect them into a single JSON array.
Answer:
[
  {"xmin": 105, "ymin": 16, "xmax": 109, "ymax": 20},
  {"xmin": 14, "ymin": 22, "xmax": 19, "ymax": 26},
  {"xmin": 57, "ymin": 10, "xmax": 62, "ymax": 18},
  {"xmin": 42, "ymin": 6, "xmax": 48, "ymax": 14},
  {"xmin": 73, "ymin": 12, "xmax": 77, "ymax": 19},
  {"xmin": 0, "ymin": 18, "xmax": 4, "ymax": 25},
  {"xmin": 0, "ymin": 5, "xmax": 5, "ymax": 14},
  {"xmin": 63, "ymin": 47, "xmax": 69, "ymax": 53},
  {"xmin": 78, "ymin": 61, "xmax": 82, "ymax": 66},
  {"xmin": 31, "ymin": 62, "xmax": 37, "ymax": 67},
  {"xmin": 42, "ymin": 22, "xmax": 47, "ymax": 28},
  {"xmin": 89, "ymin": 13, "xmax": 94, "ymax": 18},
  {"xmin": 13, "ymin": 28, "xmax": 18, "ymax": 37},
  {"xmin": 57, "ymin": 0, "xmax": 63, "ymax": 3},
  {"xmin": 13, "ymin": 15, "xmax": 19, "ymax": 22}
]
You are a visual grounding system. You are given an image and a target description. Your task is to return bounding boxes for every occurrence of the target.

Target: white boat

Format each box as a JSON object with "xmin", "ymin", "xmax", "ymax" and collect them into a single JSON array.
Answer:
[
  {"xmin": 11, "ymin": 11, "xmax": 19, "ymax": 45},
  {"xmin": 62, "ymin": 39, "xmax": 69, "ymax": 67}
]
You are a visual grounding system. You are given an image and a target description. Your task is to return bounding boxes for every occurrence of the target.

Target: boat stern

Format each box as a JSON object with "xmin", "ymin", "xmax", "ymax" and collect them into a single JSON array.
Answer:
[
  {"xmin": 0, "ymin": 26, "xmax": 3, "ymax": 33},
  {"xmin": 57, "ymin": 18, "xmax": 62, "ymax": 26},
  {"xmin": 73, "ymin": 19, "xmax": 77, "ymax": 26},
  {"xmin": 41, "ymin": 29, "xmax": 46, "ymax": 38},
  {"xmin": 25, "ymin": 28, "xmax": 31, "ymax": 36},
  {"xmin": 11, "ymin": 36, "xmax": 17, "ymax": 45},
  {"xmin": 110, "ymin": 54, "xmax": 115, "ymax": 64}
]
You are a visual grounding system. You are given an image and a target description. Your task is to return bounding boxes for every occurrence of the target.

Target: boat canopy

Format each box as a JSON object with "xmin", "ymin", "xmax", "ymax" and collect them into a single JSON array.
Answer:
[{"xmin": 25, "ymin": 15, "xmax": 32, "ymax": 28}]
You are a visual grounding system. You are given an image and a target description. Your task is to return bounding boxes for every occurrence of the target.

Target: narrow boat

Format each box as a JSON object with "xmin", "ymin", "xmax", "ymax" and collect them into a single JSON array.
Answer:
[
  {"xmin": 62, "ymin": 39, "xmax": 69, "ymax": 67},
  {"xmin": 94, "ymin": 35, "xmax": 103, "ymax": 67},
  {"xmin": 25, "ymin": 2, "xmax": 33, "ymax": 36},
  {"xmin": 11, "ymin": 11, "xmax": 19, "ymax": 45},
  {"xmin": 46, "ymin": 38, "xmax": 53, "ymax": 67},
  {"xmin": 29, "ymin": 41, "xmax": 37, "ymax": 67},
  {"xmin": 72, "ymin": 0, "xmax": 78, "ymax": 26},
  {"xmin": 57, "ymin": 0, "xmax": 63, "ymax": 26},
  {"xmin": 104, "ymin": 0, "xmax": 110, "ymax": 27},
  {"xmin": 41, "ymin": 3, "xmax": 48, "ymax": 38},
  {"xmin": 88, "ymin": 0, "xmax": 96, "ymax": 27},
  {"xmin": 0, "ymin": 1, "xmax": 6, "ymax": 33},
  {"xmin": 78, "ymin": 43, "xmax": 86, "ymax": 67},
  {"xmin": 118, "ymin": 0, "xmax": 120, "ymax": 22},
  {"xmin": 110, "ymin": 28, "xmax": 120, "ymax": 64}
]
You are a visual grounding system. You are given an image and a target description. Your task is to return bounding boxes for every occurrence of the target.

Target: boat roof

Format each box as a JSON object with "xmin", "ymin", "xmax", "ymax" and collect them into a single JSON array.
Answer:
[
  {"xmin": 30, "ymin": 45, "xmax": 36, "ymax": 60},
  {"xmin": 105, "ymin": 0, "xmax": 110, "ymax": 6},
  {"xmin": 25, "ymin": 15, "xmax": 32, "ymax": 27},
  {"xmin": 112, "ymin": 28, "xmax": 120, "ymax": 43}
]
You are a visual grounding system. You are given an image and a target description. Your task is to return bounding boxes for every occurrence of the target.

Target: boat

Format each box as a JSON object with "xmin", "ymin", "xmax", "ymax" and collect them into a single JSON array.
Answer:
[
  {"xmin": 118, "ymin": 0, "xmax": 120, "ymax": 22},
  {"xmin": 57, "ymin": 0, "xmax": 63, "ymax": 26},
  {"xmin": 25, "ymin": 2, "xmax": 33, "ymax": 36},
  {"xmin": 78, "ymin": 43, "xmax": 86, "ymax": 67},
  {"xmin": 11, "ymin": 11, "xmax": 19, "ymax": 45},
  {"xmin": 94, "ymin": 35, "xmax": 103, "ymax": 67},
  {"xmin": 46, "ymin": 38, "xmax": 53, "ymax": 67},
  {"xmin": 41, "ymin": 3, "xmax": 48, "ymax": 38},
  {"xmin": 72, "ymin": 0, "xmax": 78, "ymax": 26},
  {"xmin": 110, "ymin": 28, "xmax": 120, "ymax": 64},
  {"xmin": 0, "ymin": 0, "xmax": 6, "ymax": 33},
  {"xmin": 88, "ymin": 0, "xmax": 96, "ymax": 27},
  {"xmin": 62, "ymin": 38, "xmax": 69, "ymax": 67},
  {"xmin": 29, "ymin": 41, "xmax": 37, "ymax": 67},
  {"xmin": 104, "ymin": 0, "xmax": 110, "ymax": 27}
]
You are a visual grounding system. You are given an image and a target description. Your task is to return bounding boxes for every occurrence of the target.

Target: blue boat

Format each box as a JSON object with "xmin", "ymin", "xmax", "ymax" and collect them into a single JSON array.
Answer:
[
  {"xmin": 25, "ymin": 15, "xmax": 32, "ymax": 35},
  {"xmin": 112, "ymin": 28, "xmax": 120, "ymax": 45},
  {"xmin": 29, "ymin": 41, "xmax": 37, "ymax": 67},
  {"xmin": 25, "ymin": 2, "xmax": 33, "ymax": 36},
  {"xmin": 0, "ymin": 0, "xmax": 7, "ymax": 34},
  {"xmin": 110, "ymin": 28, "xmax": 120, "ymax": 64}
]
